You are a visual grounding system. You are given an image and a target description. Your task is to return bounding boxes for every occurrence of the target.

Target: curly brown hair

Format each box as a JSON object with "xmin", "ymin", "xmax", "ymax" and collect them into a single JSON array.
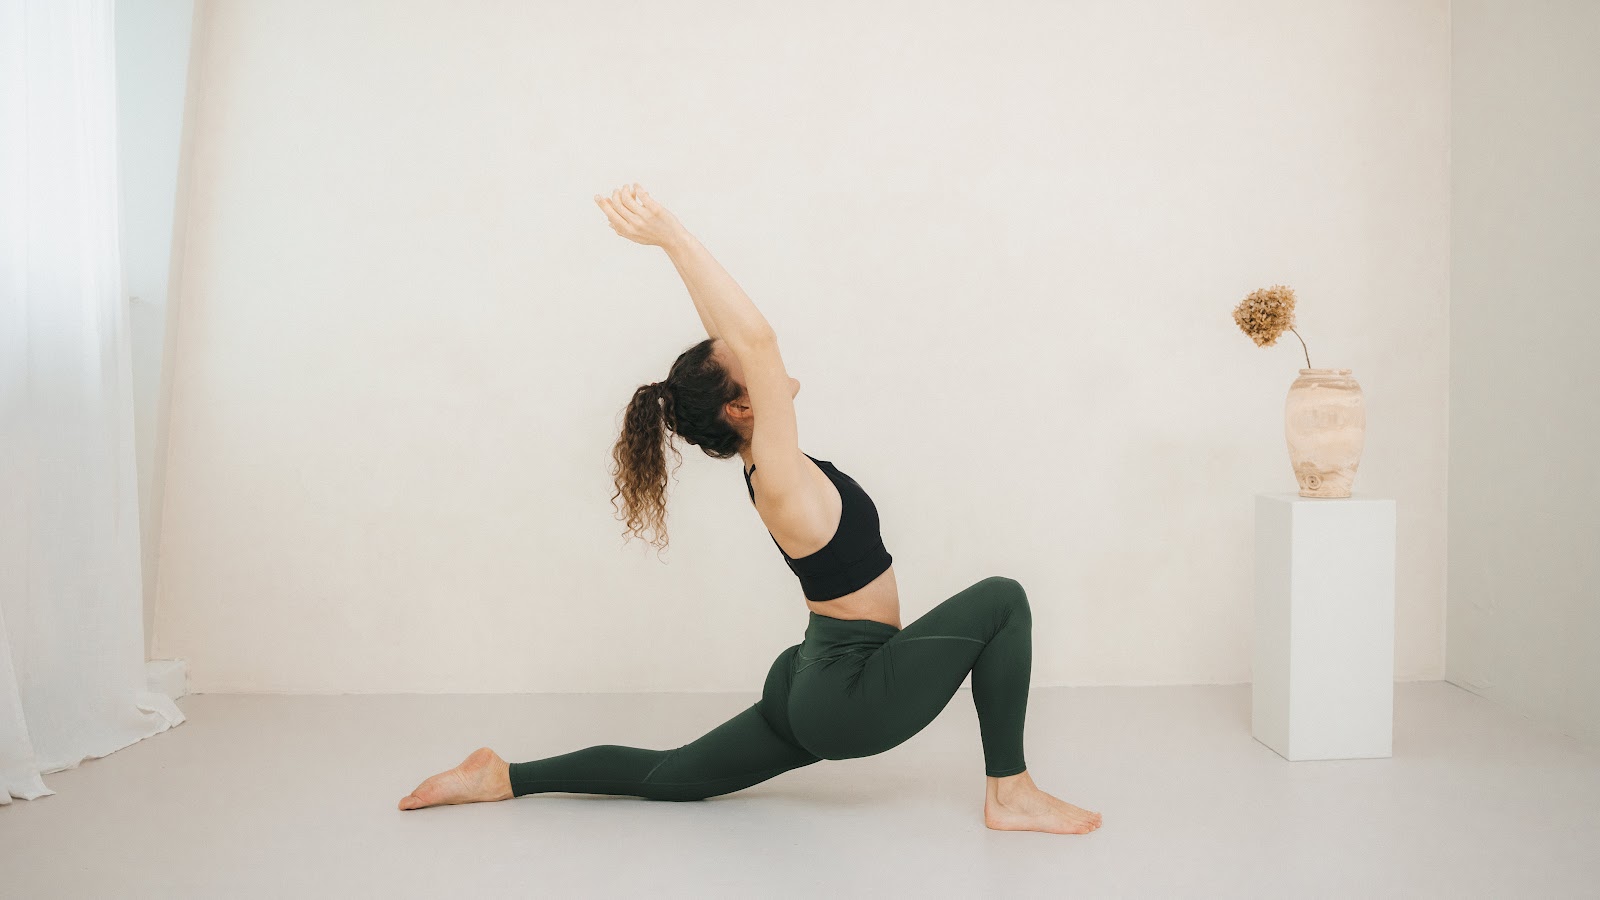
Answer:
[{"xmin": 610, "ymin": 338, "xmax": 745, "ymax": 554}]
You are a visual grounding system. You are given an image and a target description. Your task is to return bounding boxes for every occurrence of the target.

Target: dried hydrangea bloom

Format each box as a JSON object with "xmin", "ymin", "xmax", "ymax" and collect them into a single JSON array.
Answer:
[
  {"xmin": 1234, "ymin": 284, "xmax": 1296, "ymax": 346},
  {"xmin": 1234, "ymin": 284, "xmax": 1312, "ymax": 367}
]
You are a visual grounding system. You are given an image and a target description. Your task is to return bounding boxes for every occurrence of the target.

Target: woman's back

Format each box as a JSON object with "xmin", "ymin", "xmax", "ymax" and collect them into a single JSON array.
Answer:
[{"xmin": 744, "ymin": 453, "xmax": 902, "ymax": 628}]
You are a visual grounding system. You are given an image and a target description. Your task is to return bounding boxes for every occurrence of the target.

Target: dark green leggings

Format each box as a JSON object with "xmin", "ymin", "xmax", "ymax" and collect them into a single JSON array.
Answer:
[{"xmin": 507, "ymin": 575, "xmax": 1032, "ymax": 800}]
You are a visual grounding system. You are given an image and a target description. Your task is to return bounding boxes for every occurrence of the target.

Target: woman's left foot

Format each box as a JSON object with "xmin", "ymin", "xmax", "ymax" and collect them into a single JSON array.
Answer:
[
  {"xmin": 398, "ymin": 747, "xmax": 514, "ymax": 810},
  {"xmin": 983, "ymin": 770, "xmax": 1102, "ymax": 834}
]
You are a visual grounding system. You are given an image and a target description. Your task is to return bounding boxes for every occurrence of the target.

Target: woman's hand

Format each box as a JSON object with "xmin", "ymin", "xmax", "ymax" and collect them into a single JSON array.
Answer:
[{"xmin": 594, "ymin": 183, "xmax": 687, "ymax": 248}]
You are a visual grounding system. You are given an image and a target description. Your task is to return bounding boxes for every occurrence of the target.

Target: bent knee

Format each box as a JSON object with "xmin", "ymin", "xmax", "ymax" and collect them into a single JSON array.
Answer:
[{"xmin": 984, "ymin": 575, "xmax": 1031, "ymax": 625}]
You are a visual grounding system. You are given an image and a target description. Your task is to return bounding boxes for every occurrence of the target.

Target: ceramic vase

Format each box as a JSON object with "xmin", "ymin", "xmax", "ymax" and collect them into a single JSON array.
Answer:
[{"xmin": 1284, "ymin": 368, "xmax": 1365, "ymax": 498}]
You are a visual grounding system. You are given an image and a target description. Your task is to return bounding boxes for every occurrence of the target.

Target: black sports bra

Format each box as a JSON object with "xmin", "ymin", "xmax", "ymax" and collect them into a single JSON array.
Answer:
[{"xmin": 743, "ymin": 453, "xmax": 894, "ymax": 602}]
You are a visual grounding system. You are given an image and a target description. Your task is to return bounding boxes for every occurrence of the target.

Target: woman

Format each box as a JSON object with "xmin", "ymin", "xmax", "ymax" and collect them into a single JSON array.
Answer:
[{"xmin": 397, "ymin": 184, "xmax": 1101, "ymax": 834}]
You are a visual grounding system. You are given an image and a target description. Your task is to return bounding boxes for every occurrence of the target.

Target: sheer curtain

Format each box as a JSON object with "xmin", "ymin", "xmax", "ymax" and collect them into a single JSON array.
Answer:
[{"xmin": 0, "ymin": 0, "xmax": 184, "ymax": 804}]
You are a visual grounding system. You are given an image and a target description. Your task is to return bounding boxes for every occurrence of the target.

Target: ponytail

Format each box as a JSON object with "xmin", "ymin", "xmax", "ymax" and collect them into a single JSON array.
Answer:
[
  {"xmin": 608, "ymin": 338, "xmax": 745, "ymax": 556},
  {"xmin": 610, "ymin": 381, "xmax": 680, "ymax": 553}
]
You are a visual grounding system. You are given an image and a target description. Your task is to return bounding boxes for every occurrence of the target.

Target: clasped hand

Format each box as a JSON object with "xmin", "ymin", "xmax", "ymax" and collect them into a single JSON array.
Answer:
[{"xmin": 594, "ymin": 183, "xmax": 685, "ymax": 248}]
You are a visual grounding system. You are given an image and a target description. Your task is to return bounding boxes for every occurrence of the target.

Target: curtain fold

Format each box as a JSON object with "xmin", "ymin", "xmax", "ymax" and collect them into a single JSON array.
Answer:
[{"xmin": 1, "ymin": 0, "xmax": 185, "ymax": 804}]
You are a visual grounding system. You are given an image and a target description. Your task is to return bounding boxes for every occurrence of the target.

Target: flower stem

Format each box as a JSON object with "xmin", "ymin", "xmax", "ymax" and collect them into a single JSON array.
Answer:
[{"xmin": 1289, "ymin": 328, "xmax": 1311, "ymax": 368}]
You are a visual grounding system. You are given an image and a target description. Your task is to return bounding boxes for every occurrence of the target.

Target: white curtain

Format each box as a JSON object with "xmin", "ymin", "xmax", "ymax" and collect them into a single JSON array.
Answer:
[{"xmin": 0, "ymin": 0, "xmax": 184, "ymax": 804}]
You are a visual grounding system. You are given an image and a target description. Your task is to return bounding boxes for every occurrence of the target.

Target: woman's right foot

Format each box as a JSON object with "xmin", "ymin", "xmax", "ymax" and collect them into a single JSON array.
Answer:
[{"xmin": 983, "ymin": 770, "xmax": 1102, "ymax": 834}]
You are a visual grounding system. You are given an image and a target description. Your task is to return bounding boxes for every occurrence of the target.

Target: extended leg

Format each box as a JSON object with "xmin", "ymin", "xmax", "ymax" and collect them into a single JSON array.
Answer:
[
  {"xmin": 508, "ymin": 702, "xmax": 820, "ymax": 801},
  {"xmin": 509, "ymin": 643, "xmax": 820, "ymax": 802}
]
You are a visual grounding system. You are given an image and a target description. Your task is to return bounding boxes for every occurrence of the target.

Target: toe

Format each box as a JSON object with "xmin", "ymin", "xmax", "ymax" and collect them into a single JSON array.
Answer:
[{"xmin": 401, "ymin": 774, "xmax": 448, "ymax": 809}]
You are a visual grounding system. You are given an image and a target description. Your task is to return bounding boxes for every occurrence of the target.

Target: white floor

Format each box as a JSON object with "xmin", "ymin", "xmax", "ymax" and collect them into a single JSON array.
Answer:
[{"xmin": 3, "ymin": 681, "xmax": 1597, "ymax": 899}]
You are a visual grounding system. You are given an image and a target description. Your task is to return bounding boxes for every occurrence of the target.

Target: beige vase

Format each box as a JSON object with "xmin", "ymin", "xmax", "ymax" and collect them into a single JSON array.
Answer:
[{"xmin": 1284, "ymin": 368, "xmax": 1365, "ymax": 498}]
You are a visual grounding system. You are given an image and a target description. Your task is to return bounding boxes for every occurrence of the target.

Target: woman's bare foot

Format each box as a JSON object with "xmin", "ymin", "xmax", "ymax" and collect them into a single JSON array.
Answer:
[
  {"xmin": 398, "ymin": 747, "xmax": 515, "ymax": 811},
  {"xmin": 983, "ymin": 770, "xmax": 1102, "ymax": 834}
]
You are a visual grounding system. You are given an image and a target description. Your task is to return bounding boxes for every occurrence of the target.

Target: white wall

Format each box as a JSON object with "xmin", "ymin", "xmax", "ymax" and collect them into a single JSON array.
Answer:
[
  {"xmin": 1448, "ymin": 0, "xmax": 1600, "ymax": 746},
  {"xmin": 114, "ymin": 0, "xmax": 198, "ymax": 656},
  {"xmin": 155, "ymin": 0, "xmax": 1451, "ymax": 693}
]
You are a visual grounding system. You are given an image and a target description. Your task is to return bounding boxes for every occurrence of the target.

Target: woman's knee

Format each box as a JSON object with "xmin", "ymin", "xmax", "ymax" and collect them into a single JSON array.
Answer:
[{"xmin": 982, "ymin": 575, "xmax": 1031, "ymax": 626}]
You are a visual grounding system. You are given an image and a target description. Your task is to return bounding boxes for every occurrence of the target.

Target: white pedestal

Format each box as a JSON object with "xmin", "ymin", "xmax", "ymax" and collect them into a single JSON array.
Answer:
[{"xmin": 1252, "ymin": 493, "xmax": 1395, "ymax": 761}]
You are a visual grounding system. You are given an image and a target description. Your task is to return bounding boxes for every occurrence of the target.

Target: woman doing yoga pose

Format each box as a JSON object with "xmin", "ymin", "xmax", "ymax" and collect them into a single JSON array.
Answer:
[{"xmin": 397, "ymin": 184, "xmax": 1101, "ymax": 834}]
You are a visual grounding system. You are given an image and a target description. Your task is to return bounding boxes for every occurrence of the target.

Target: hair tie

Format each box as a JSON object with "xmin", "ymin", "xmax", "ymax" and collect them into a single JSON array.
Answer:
[{"xmin": 654, "ymin": 381, "xmax": 674, "ymax": 432}]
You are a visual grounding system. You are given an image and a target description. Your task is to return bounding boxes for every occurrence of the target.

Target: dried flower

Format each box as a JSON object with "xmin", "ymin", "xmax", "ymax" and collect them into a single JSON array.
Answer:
[
  {"xmin": 1234, "ymin": 284, "xmax": 1311, "ymax": 368},
  {"xmin": 1234, "ymin": 284, "xmax": 1295, "ymax": 346}
]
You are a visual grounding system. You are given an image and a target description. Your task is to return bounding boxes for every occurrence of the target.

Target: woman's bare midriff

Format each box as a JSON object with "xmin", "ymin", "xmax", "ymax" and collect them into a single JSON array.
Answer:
[{"xmin": 805, "ymin": 565, "xmax": 902, "ymax": 630}]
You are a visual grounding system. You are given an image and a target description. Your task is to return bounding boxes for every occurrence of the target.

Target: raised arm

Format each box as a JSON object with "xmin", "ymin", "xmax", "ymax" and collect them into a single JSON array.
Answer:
[
  {"xmin": 594, "ymin": 183, "xmax": 809, "ymax": 503},
  {"xmin": 593, "ymin": 183, "xmax": 776, "ymax": 351}
]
